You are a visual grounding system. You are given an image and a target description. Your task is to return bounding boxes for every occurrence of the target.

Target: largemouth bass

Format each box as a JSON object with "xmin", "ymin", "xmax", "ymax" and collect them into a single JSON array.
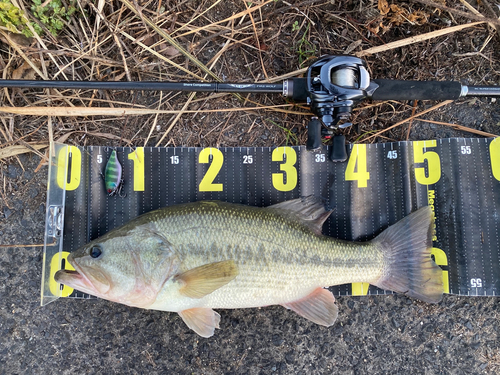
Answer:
[{"xmin": 55, "ymin": 197, "xmax": 443, "ymax": 337}]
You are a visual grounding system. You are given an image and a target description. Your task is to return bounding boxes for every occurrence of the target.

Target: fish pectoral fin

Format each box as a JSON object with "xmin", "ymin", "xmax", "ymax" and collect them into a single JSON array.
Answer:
[
  {"xmin": 282, "ymin": 287, "xmax": 338, "ymax": 327},
  {"xmin": 178, "ymin": 308, "xmax": 221, "ymax": 338},
  {"xmin": 176, "ymin": 260, "xmax": 238, "ymax": 299}
]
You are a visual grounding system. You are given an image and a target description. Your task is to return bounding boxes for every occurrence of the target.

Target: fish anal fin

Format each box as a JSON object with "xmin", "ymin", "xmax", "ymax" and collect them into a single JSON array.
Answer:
[
  {"xmin": 267, "ymin": 196, "xmax": 331, "ymax": 235},
  {"xmin": 176, "ymin": 260, "xmax": 238, "ymax": 299},
  {"xmin": 282, "ymin": 287, "xmax": 338, "ymax": 327},
  {"xmin": 178, "ymin": 308, "xmax": 221, "ymax": 338}
]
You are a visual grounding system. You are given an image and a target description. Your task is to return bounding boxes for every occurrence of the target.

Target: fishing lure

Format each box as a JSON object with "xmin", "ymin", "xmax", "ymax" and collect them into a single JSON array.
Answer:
[{"xmin": 103, "ymin": 150, "xmax": 126, "ymax": 197}]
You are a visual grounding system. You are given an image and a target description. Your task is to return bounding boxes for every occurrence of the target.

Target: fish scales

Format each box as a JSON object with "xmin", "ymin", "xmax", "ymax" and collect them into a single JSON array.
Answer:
[{"xmin": 144, "ymin": 201, "xmax": 383, "ymax": 310}]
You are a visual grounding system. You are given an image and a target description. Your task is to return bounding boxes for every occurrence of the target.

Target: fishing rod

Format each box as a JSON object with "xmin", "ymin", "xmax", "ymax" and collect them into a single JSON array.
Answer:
[{"xmin": 2, "ymin": 55, "xmax": 499, "ymax": 161}]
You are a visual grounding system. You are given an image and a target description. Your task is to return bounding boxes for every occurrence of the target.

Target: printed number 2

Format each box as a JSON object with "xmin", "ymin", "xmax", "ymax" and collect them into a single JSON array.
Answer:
[
  {"xmin": 345, "ymin": 144, "xmax": 369, "ymax": 188},
  {"xmin": 199, "ymin": 148, "xmax": 224, "ymax": 192},
  {"xmin": 413, "ymin": 140, "xmax": 441, "ymax": 185},
  {"xmin": 272, "ymin": 147, "xmax": 297, "ymax": 192}
]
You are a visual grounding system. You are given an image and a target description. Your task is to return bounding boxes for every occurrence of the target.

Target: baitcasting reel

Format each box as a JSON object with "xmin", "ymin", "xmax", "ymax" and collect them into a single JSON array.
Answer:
[{"xmin": 302, "ymin": 55, "xmax": 378, "ymax": 161}]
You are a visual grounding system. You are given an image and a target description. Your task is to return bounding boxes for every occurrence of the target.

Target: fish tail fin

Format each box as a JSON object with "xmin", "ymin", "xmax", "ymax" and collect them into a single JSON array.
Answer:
[{"xmin": 372, "ymin": 206, "xmax": 443, "ymax": 303}]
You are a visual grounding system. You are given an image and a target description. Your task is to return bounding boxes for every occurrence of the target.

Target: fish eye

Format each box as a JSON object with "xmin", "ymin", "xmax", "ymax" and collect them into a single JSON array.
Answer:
[{"xmin": 90, "ymin": 245, "xmax": 102, "ymax": 259}]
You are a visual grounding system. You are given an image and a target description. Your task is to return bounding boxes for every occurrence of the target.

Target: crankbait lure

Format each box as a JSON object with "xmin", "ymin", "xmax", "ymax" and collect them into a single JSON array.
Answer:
[{"xmin": 103, "ymin": 150, "xmax": 126, "ymax": 197}]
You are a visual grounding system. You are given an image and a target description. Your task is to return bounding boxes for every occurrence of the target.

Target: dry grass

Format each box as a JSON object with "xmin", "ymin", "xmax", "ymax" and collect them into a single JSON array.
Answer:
[{"xmin": 0, "ymin": 0, "xmax": 498, "ymax": 161}]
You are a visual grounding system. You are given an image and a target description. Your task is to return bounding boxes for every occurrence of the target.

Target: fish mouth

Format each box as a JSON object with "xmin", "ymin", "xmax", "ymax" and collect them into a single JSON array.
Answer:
[{"xmin": 54, "ymin": 258, "xmax": 97, "ymax": 295}]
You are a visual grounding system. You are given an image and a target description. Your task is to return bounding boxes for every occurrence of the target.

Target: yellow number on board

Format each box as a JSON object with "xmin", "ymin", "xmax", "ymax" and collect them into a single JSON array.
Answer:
[
  {"xmin": 413, "ymin": 140, "xmax": 441, "ymax": 185},
  {"xmin": 199, "ymin": 148, "xmax": 224, "ymax": 192},
  {"xmin": 490, "ymin": 137, "xmax": 500, "ymax": 181},
  {"xmin": 345, "ymin": 144, "xmax": 370, "ymax": 188},
  {"xmin": 49, "ymin": 251, "xmax": 75, "ymax": 297},
  {"xmin": 431, "ymin": 247, "xmax": 450, "ymax": 294},
  {"xmin": 352, "ymin": 282, "xmax": 370, "ymax": 296},
  {"xmin": 127, "ymin": 148, "xmax": 145, "ymax": 191},
  {"xmin": 272, "ymin": 147, "xmax": 297, "ymax": 192},
  {"xmin": 56, "ymin": 146, "xmax": 81, "ymax": 191}
]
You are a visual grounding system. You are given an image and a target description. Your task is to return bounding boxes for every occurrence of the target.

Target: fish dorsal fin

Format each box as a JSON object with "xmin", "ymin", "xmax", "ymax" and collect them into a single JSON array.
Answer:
[
  {"xmin": 282, "ymin": 287, "xmax": 338, "ymax": 326},
  {"xmin": 267, "ymin": 196, "xmax": 332, "ymax": 235},
  {"xmin": 176, "ymin": 260, "xmax": 238, "ymax": 299},
  {"xmin": 178, "ymin": 308, "xmax": 221, "ymax": 338}
]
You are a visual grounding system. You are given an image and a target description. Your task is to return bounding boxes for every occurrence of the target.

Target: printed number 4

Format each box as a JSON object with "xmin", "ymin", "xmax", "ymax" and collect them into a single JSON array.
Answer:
[{"xmin": 461, "ymin": 146, "xmax": 471, "ymax": 154}]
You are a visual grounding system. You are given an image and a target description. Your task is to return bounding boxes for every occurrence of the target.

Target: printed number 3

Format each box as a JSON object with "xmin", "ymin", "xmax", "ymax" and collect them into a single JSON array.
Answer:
[{"xmin": 272, "ymin": 147, "xmax": 297, "ymax": 192}]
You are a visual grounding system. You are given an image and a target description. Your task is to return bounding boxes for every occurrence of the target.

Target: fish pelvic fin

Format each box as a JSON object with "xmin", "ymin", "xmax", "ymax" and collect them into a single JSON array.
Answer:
[
  {"xmin": 178, "ymin": 308, "xmax": 220, "ymax": 338},
  {"xmin": 282, "ymin": 287, "xmax": 338, "ymax": 327},
  {"xmin": 176, "ymin": 260, "xmax": 238, "ymax": 299},
  {"xmin": 267, "ymin": 196, "xmax": 332, "ymax": 235},
  {"xmin": 372, "ymin": 206, "xmax": 444, "ymax": 304}
]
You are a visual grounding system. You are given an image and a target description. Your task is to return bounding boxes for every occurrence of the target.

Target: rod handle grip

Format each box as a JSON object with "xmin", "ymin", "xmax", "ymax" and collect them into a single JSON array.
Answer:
[{"xmin": 371, "ymin": 79, "xmax": 462, "ymax": 101}]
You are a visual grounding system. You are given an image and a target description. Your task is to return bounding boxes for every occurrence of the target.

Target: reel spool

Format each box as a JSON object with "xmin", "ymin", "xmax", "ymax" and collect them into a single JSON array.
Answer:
[{"xmin": 304, "ymin": 56, "xmax": 378, "ymax": 161}]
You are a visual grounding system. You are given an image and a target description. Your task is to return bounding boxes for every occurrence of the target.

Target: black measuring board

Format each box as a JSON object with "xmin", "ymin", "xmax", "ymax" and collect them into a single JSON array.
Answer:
[{"xmin": 47, "ymin": 138, "xmax": 500, "ymax": 300}]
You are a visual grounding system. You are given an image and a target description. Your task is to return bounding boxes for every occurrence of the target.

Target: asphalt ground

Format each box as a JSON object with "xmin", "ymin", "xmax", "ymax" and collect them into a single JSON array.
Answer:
[{"xmin": 1, "ymin": 139, "xmax": 499, "ymax": 375}]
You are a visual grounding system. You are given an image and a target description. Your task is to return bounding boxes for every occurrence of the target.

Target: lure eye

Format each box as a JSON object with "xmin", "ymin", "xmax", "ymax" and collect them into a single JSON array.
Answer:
[{"xmin": 90, "ymin": 246, "xmax": 102, "ymax": 259}]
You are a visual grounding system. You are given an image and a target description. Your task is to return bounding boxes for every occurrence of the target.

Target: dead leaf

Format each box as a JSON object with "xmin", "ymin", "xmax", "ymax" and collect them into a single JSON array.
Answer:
[
  {"xmin": 0, "ymin": 31, "xmax": 32, "ymax": 47},
  {"xmin": 378, "ymin": 0, "xmax": 390, "ymax": 15},
  {"xmin": 163, "ymin": 45, "xmax": 179, "ymax": 57},
  {"xmin": 12, "ymin": 60, "xmax": 41, "ymax": 80},
  {"xmin": 0, "ymin": 144, "xmax": 48, "ymax": 160}
]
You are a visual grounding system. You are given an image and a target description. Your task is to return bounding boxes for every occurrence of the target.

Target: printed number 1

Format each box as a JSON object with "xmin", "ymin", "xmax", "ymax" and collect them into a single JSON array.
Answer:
[{"xmin": 127, "ymin": 148, "xmax": 145, "ymax": 191}]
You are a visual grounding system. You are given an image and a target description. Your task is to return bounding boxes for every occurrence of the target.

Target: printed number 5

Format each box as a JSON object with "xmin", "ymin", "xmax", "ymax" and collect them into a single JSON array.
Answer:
[{"xmin": 413, "ymin": 140, "xmax": 441, "ymax": 185}]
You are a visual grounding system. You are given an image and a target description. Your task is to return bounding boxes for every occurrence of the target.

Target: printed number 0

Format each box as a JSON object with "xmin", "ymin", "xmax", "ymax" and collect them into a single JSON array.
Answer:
[
  {"xmin": 272, "ymin": 147, "xmax": 297, "ymax": 192},
  {"xmin": 56, "ymin": 146, "xmax": 81, "ymax": 191},
  {"xmin": 413, "ymin": 140, "xmax": 441, "ymax": 185},
  {"xmin": 199, "ymin": 148, "xmax": 224, "ymax": 192}
]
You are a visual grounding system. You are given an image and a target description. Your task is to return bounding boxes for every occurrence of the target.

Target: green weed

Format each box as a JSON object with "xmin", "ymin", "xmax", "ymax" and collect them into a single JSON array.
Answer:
[
  {"xmin": 31, "ymin": 0, "xmax": 77, "ymax": 36},
  {"xmin": 0, "ymin": 0, "xmax": 31, "ymax": 37},
  {"xmin": 294, "ymin": 23, "xmax": 316, "ymax": 67}
]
